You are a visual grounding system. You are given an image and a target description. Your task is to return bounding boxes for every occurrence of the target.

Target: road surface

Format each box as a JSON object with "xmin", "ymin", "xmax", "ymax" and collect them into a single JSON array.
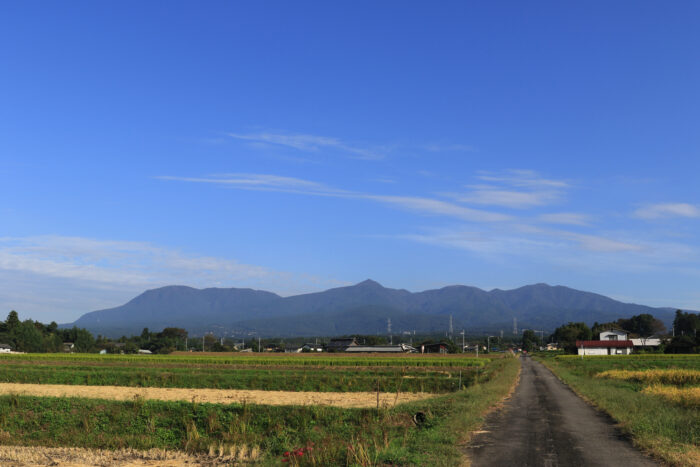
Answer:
[{"xmin": 464, "ymin": 356, "xmax": 657, "ymax": 466}]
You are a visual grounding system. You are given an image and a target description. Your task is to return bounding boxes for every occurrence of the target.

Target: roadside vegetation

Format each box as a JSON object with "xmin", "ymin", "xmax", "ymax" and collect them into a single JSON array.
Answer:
[
  {"xmin": 536, "ymin": 354, "xmax": 700, "ymax": 467},
  {"xmin": 0, "ymin": 353, "xmax": 519, "ymax": 465}
]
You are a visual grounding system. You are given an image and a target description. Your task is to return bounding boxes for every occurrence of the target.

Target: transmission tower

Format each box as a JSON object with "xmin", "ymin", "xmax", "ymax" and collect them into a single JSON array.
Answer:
[
  {"xmin": 513, "ymin": 317, "xmax": 518, "ymax": 336},
  {"xmin": 449, "ymin": 315, "xmax": 453, "ymax": 339},
  {"xmin": 387, "ymin": 317, "xmax": 392, "ymax": 345}
]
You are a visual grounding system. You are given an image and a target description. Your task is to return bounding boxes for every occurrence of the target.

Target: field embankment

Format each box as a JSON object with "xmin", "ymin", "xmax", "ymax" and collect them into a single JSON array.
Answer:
[{"xmin": 536, "ymin": 354, "xmax": 700, "ymax": 467}]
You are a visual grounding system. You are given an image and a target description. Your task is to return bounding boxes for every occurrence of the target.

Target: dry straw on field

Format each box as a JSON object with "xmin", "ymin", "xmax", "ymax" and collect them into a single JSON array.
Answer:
[
  {"xmin": 0, "ymin": 444, "xmax": 256, "ymax": 466},
  {"xmin": 0, "ymin": 382, "xmax": 432, "ymax": 408},
  {"xmin": 595, "ymin": 369, "xmax": 700, "ymax": 386},
  {"xmin": 641, "ymin": 385, "xmax": 700, "ymax": 408}
]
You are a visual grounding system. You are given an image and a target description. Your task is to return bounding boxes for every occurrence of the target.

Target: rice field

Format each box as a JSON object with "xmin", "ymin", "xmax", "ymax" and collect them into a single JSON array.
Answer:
[
  {"xmin": 0, "ymin": 352, "xmax": 520, "ymax": 465},
  {"xmin": 596, "ymin": 369, "xmax": 700, "ymax": 386}
]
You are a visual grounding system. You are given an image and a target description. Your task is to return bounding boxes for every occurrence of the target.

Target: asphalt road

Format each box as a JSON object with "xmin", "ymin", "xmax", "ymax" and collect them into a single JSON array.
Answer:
[{"xmin": 464, "ymin": 356, "xmax": 658, "ymax": 467}]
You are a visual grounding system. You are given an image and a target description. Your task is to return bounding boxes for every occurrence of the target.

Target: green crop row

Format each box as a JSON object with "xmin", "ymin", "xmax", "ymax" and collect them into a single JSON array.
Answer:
[{"xmin": 0, "ymin": 364, "xmax": 479, "ymax": 393}]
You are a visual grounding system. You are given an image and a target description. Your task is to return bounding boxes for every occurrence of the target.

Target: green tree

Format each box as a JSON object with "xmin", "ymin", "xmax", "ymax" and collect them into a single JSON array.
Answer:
[
  {"xmin": 522, "ymin": 330, "xmax": 541, "ymax": 352},
  {"xmin": 552, "ymin": 322, "xmax": 592, "ymax": 353},
  {"xmin": 6, "ymin": 311, "xmax": 20, "ymax": 332},
  {"xmin": 14, "ymin": 320, "xmax": 45, "ymax": 352}
]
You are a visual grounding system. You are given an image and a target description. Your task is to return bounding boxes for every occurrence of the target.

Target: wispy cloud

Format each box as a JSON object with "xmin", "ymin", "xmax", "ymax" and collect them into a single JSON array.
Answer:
[
  {"xmin": 160, "ymin": 173, "xmax": 511, "ymax": 223},
  {"xmin": 448, "ymin": 170, "xmax": 569, "ymax": 209},
  {"xmin": 538, "ymin": 212, "xmax": 591, "ymax": 226},
  {"xmin": 477, "ymin": 169, "xmax": 569, "ymax": 188},
  {"xmin": 455, "ymin": 185, "xmax": 560, "ymax": 209},
  {"xmin": 0, "ymin": 235, "xmax": 348, "ymax": 321},
  {"xmin": 228, "ymin": 132, "xmax": 384, "ymax": 160},
  {"xmin": 634, "ymin": 203, "xmax": 700, "ymax": 220}
]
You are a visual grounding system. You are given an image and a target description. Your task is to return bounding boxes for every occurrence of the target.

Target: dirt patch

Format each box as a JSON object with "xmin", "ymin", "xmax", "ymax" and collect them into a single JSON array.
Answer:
[{"xmin": 0, "ymin": 383, "xmax": 432, "ymax": 408}]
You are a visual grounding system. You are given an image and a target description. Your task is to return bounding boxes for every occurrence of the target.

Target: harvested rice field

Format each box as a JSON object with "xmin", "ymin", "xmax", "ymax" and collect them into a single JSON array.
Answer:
[
  {"xmin": 0, "ymin": 352, "xmax": 520, "ymax": 465},
  {"xmin": 0, "ymin": 382, "xmax": 432, "ymax": 408}
]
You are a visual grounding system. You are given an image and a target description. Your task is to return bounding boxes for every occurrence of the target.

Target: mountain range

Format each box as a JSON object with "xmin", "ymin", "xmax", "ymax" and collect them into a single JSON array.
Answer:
[{"xmin": 63, "ymin": 280, "xmax": 682, "ymax": 338}]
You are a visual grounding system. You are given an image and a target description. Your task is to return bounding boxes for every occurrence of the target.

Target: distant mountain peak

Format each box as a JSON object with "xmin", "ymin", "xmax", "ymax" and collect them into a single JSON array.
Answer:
[{"xmin": 355, "ymin": 279, "xmax": 383, "ymax": 288}]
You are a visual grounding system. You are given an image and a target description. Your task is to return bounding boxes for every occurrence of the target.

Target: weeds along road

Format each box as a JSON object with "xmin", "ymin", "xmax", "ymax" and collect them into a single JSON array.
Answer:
[{"xmin": 465, "ymin": 356, "xmax": 658, "ymax": 467}]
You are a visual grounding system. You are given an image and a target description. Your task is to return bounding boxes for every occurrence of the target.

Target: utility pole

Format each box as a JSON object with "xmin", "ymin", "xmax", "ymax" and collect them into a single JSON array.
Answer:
[
  {"xmin": 513, "ymin": 317, "xmax": 518, "ymax": 336},
  {"xmin": 449, "ymin": 315, "xmax": 453, "ymax": 340},
  {"xmin": 387, "ymin": 318, "xmax": 392, "ymax": 345},
  {"xmin": 258, "ymin": 336, "xmax": 261, "ymax": 353},
  {"xmin": 460, "ymin": 329, "xmax": 465, "ymax": 353},
  {"xmin": 202, "ymin": 335, "xmax": 205, "ymax": 352}
]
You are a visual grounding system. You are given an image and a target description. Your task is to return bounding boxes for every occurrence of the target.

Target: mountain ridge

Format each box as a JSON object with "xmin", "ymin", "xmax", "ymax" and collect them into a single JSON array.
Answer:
[{"xmin": 63, "ymin": 280, "xmax": 685, "ymax": 338}]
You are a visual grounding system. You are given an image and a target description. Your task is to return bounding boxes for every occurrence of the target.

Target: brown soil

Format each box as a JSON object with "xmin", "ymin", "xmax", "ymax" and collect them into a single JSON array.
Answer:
[{"xmin": 0, "ymin": 382, "xmax": 432, "ymax": 408}]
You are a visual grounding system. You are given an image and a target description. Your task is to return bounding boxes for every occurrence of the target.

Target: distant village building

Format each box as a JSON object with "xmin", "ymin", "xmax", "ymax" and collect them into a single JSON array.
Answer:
[
  {"xmin": 326, "ymin": 337, "xmax": 359, "ymax": 352},
  {"xmin": 138, "ymin": 349, "xmax": 152, "ymax": 354},
  {"xmin": 302, "ymin": 343, "xmax": 323, "ymax": 352},
  {"xmin": 344, "ymin": 344, "xmax": 417, "ymax": 353},
  {"xmin": 0, "ymin": 344, "xmax": 11, "ymax": 353},
  {"xmin": 576, "ymin": 340, "xmax": 633, "ymax": 355},
  {"xmin": 630, "ymin": 337, "xmax": 662, "ymax": 347},
  {"xmin": 545, "ymin": 343, "xmax": 559, "ymax": 351},
  {"xmin": 284, "ymin": 344, "xmax": 303, "ymax": 353},
  {"xmin": 599, "ymin": 330, "xmax": 628, "ymax": 341},
  {"xmin": 577, "ymin": 330, "xmax": 633, "ymax": 355},
  {"xmin": 421, "ymin": 343, "xmax": 449, "ymax": 354},
  {"xmin": 62, "ymin": 342, "xmax": 75, "ymax": 353}
]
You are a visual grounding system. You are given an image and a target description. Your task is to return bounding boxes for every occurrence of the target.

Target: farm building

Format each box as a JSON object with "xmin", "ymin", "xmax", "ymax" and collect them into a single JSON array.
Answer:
[
  {"xmin": 576, "ymin": 340, "xmax": 633, "ymax": 355},
  {"xmin": 326, "ymin": 337, "xmax": 359, "ymax": 352},
  {"xmin": 302, "ymin": 343, "xmax": 323, "ymax": 352},
  {"xmin": 631, "ymin": 337, "xmax": 662, "ymax": 347},
  {"xmin": 421, "ymin": 343, "xmax": 449, "ymax": 354},
  {"xmin": 62, "ymin": 342, "xmax": 75, "ymax": 353},
  {"xmin": 344, "ymin": 344, "xmax": 417, "ymax": 353},
  {"xmin": 0, "ymin": 343, "xmax": 11, "ymax": 353},
  {"xmin": 546, "ymin": 343, "xmax": 559, "ymax": 351}
]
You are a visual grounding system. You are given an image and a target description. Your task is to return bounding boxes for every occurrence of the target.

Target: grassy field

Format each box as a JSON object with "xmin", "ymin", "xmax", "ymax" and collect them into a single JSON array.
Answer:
[
  {"xmin": 536, "ymin": 354, "xmax": 700, "ymax": 467},
  {"xmin": 0, "ymin": 352, "xmax": 520, "ymax": 465}
]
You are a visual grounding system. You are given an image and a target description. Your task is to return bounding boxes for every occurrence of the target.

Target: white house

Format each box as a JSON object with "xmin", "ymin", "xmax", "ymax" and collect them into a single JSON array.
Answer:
[
  {"xmin": 0, "ymin": 344, "xmax": 11, "ymax": 353},
  {"xmin": 599, "ymin": 330, "xmax": 628, "ymax": 341},
  {"xmin": 576, "ymin": 340, "xmax": 633, "ymax": 355}
]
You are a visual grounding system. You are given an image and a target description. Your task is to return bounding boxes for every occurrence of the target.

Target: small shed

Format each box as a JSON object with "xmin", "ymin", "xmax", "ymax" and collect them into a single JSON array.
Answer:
[{"xmin": 0, "ymin": 343, "xmax": 11, "ymax": 353}]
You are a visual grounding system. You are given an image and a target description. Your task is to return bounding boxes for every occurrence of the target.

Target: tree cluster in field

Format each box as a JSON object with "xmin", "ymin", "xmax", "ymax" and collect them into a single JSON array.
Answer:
[
  {"xmin": 666, "ymin": 310, "xmax": 700, "ymax": 354},
  {"xmin": 0, "ymin": 311, "xmax": 94, "ymax": 352},
  {"xmin": 96, "ymin": 327, "xmax": 190, "ymax": 354},
  {"xmin": 549, "ymin": 311, "xmax": 699, "ymax": 354}
]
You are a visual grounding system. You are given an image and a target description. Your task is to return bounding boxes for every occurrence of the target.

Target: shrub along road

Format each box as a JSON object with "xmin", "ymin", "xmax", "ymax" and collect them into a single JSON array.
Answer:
[{"xmin": 464, "ymin": 356, "xmax": 657, "ymax": 466}]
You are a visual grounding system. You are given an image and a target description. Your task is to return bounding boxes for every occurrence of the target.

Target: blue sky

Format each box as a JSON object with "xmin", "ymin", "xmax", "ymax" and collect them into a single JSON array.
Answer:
[{"xmin": 1, "ymin": 1, "xmax": 699, "ymax": 323}]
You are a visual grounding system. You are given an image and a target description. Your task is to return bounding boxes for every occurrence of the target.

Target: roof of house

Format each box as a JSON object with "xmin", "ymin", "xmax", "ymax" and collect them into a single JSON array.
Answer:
[
  {"xmin": 0, "ymin": 343, "xmax": 11, "ymax": 349},
  {"xmin": 576, "ymin": 340, "xmax": 633, "ymax": 348}
]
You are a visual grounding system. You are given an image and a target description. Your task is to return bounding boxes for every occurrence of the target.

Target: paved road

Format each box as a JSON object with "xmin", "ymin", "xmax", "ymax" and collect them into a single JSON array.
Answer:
[{"xmin": 464, "ymin": 356, "xmax": 657, "ymax": 467}]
